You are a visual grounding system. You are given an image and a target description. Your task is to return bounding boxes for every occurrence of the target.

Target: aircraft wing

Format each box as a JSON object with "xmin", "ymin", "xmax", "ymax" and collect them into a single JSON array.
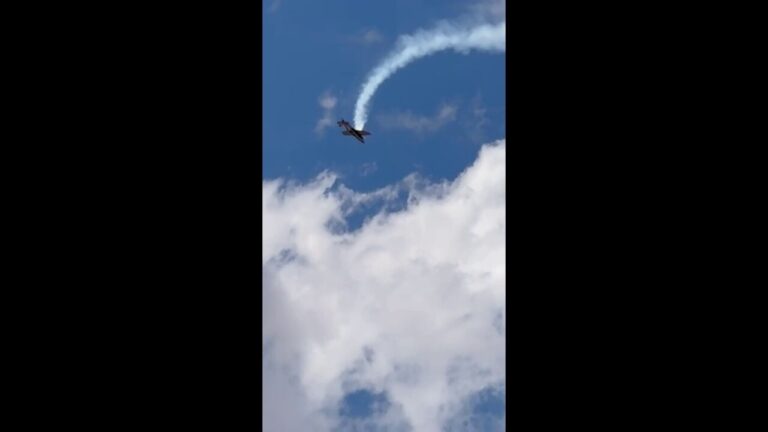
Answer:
[{"xmin": 360, "ymin": 131, "xmax": 371, "ymax": 136}]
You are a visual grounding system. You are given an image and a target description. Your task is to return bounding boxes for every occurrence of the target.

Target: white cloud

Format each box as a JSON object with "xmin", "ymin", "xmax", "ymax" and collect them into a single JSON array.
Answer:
[
  {"xmin": 377, "ymin": 103, "xmax": 459, "ymax": 134},
  {"xmin": 263, "ymin": 140, "xmax": 506, "ymax": 432},
  {"xmin": 315, "ymin": 91, "xmax": 338, "ymax": 136}
]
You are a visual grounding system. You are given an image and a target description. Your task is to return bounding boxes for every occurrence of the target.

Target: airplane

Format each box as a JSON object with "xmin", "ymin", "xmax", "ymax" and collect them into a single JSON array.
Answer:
[{"xmin": 337, "ymin": 119, "xmax": 371, "ymax": 144}]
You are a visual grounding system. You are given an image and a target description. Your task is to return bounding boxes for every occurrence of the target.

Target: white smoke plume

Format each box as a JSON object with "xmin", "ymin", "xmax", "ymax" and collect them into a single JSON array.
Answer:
[{"xmin": 353, "ymin": 20, "xmax": 506, "ymax": 130}]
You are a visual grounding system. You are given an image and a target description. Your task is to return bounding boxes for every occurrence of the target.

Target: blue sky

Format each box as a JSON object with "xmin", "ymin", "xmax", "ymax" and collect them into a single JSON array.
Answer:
[
  {"xmin": 263, "ymin": 0, "xmax": 505, "ymax": 192},
  {"xmin": 263, "ymin": 1, "xmax": 505, "ymax": 431}
]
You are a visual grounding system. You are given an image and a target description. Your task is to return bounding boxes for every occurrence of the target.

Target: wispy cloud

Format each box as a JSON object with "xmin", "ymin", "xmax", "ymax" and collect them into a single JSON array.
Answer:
[
  {"xmin": 263, "ymin": 140, "xmax": 506, "ymax": 431},
  {"xmin": 347, "ymin": 28, "xmax": 385, "ymax": 46},
  {"xmin": 376, "ymin": 103, "xmax": 458, "ymax": 134},
  {"xmin": 465, "ymin": 93, "xmax": 491, "ymax": 142},
  {"xmin": 360, "ymin": 162, "xmax": 378, "ymax": 177},
  {"xmin": 469, "ymin": 0, "xmax": 506, "ymax": 21},
  {"xmin": 361, "ymin": 29, "xmax": 384, "ymax": 44},
  {"xmin": 314, "ymin": 91, "xmax": 338, "ymax": 136},
  {"xmin": 268, "ymin": 0, "xmax": 283, "ymax": 13}
]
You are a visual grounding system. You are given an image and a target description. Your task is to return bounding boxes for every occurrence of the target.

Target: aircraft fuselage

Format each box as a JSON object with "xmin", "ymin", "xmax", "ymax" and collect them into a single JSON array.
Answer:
[{"xmin": 338, "ymin": 120, "xmax": 370, "ymax": 143}]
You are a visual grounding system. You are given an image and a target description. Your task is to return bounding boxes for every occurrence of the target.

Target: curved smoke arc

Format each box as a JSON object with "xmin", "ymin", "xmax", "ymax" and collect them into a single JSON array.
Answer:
[{"xmin": 353, "ymin": 20, "xmax": 506, "ymax": 130}]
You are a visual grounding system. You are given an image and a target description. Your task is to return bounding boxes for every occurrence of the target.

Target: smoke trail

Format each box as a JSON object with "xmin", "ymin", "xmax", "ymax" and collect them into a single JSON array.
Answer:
[{"xmin": 353, "ymin": 20, "xmax": 506, "ymax": 130}]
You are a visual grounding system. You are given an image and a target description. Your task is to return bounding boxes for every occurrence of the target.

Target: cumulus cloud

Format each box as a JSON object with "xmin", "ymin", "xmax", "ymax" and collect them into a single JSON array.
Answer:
[
  {"xmin": 315, "ymin": 91, "xmax": 338, "ymax": 136},
  {"xmin": 263, "ymin": 140, "xmax": 506, "ymax": 432},
  {"xmin": 377, "ymin": 103, "xmax": 458, "ymax": 134}
]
